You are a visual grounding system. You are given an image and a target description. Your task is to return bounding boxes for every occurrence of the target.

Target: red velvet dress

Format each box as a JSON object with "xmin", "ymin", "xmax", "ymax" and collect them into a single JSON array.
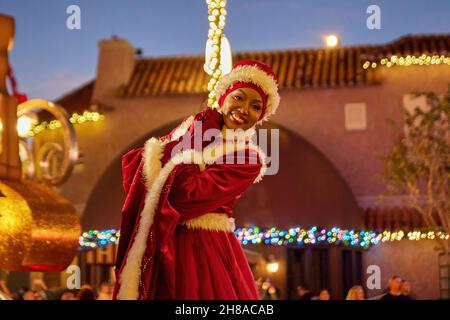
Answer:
[{"xmin": 113, "ymin": 108, "xmax": 264, "ymax": 300}]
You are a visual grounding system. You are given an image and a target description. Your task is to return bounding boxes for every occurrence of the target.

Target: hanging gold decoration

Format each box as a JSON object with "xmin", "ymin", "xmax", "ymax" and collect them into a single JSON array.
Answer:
[{"xmin": 0, "ymin": 14, "xmax": 21, "ymax": 181}]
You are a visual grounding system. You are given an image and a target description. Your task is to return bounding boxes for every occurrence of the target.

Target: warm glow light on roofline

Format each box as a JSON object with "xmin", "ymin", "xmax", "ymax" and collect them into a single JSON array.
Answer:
[
  {"xmin": 363, "ymin": 54, "xmax": 450, "ymax": 69},
  {"xmin": 20, "ymin": 110, "xmax": 105, "ymax": 138}
]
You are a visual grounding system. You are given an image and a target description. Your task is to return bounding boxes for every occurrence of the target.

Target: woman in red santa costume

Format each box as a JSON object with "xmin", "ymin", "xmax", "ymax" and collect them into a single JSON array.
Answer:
[{"xmin": 113, "ymin": 60, "xmax": 280, "ymax": 300}]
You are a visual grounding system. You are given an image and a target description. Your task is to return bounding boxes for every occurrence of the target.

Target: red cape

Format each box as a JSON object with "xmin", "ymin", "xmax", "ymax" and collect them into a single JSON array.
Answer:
[{"xmin": 113, "ymin": 108, "xmax": 266, "ymax": 299}]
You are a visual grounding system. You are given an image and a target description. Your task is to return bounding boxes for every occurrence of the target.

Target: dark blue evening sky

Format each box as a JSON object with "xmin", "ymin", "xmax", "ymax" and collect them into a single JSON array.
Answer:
[{"xmin": 1, "ymin": 0, "xmax": 449, "ymax": 100}]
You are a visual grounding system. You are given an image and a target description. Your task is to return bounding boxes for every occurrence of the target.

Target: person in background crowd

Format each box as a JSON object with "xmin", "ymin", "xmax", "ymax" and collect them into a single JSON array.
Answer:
[
  {"xmin": 256, "ymin": 277, "xmax": 276, "ymax": 300},
  {"xmin": 0, "ymin": 291, "xmax": 12, "ymax": 300},
  {"xmin": 297, "ymin": 284, "xmax": 314, "ymax": 300},
  {"xmin": 77, "ymin": 287, "xmax": 96, "ymax": 300},
  {"xmin": 318, "ymin": 289, "xmax": 330, "ymax": 300},
  {"xmin": 31, "ymin": 279, "xmax": 51, "ymax": 300},
  {"xmin": 80, "ymin": 283, "xmax": 94, "ymax": 290},
  {"xmin": 0, "ymin": 279, "xmax": 12, "ymax": 300},
  {"xmin": 380, "ymin": 275, "xmax": 411, "ymax": 300},
  {"xmin": 401, "ymin": 280, "xmax": 415, "ymax": 300},
  {"xmin": 266, "ymin": 284, "xmax": 280, "ymax": 300},
  {"xmin": 346, "ymin": 285, "xmax": 365, "ymax": 300},
  {"xmin": 255, "ymin": 277, "xmax": 264, "ymax": 298},
  {"xmin": 18, "ymin": 286, "xmax": 29, "ymax": 300},
  {"xmin": 22, "ymin": 290, "xmax": 42, "ymax": 300},
  {"xmin": 59, "ymin": 289, "xmax": 77, "ymax": 300},
  {"xmin": 97, "ymin": 281, "xmax": 113, "ymax": 300}
]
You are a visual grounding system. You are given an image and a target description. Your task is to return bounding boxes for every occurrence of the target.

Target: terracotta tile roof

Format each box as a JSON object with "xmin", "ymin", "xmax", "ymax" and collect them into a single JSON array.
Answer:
[
  {"xmin": 364, "ymin": 206, "xmax": 444, "ymax": 231},
  {"xmin": 55, "ymin": 80, "xmax": 95, "ymax": 114},
  {"xmin": 120, "ymin": 33, "xmax": 450, "ymax": 97},
  {"xmin": 361, "ymin": 33, "xmax": 450, "ymax": 60},
  {"xmin": 54, "ymin": 34, "xmax": 450, "ymax": 113}
]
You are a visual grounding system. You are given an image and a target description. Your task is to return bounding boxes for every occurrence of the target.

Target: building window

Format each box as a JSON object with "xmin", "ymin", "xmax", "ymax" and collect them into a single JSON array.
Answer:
[
  {"xmin": 344, "ymin": 103, "xmax": 367, "ymax": 131},
  {"xmin": 342, "ymin": 249, "xmax": 363, "ymax": 298},
  {"xmin": 286, "ymin": 247, "xmax": 330, "ymax": 299},
  {"xmin": 312, "ymin": 248, "xmax": 330, "ymax": 293},
  {"xmin": 287, "ymin": 248, "xmax": 306, "ymax": 299}
]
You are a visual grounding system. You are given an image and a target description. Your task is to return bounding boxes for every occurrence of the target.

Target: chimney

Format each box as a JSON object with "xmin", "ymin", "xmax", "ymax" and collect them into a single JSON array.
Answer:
[{"xmin": 92, "ymin": 36, "xmax": 135, "ymax": 102}]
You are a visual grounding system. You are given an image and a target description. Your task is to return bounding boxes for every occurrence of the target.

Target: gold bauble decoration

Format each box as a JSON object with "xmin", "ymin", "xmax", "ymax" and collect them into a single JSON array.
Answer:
[
  {"xmin": 0, "ymin": 181, "xmax": 33, "ymax": 270},
  {"xmin": 0, "ymin": 180, "xmax": 81, "ymax": 272}
]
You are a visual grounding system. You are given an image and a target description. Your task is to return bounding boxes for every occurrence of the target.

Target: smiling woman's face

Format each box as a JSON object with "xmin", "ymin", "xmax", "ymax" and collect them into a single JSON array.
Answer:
[{"xmin": 222, "ymin": 87, "xmax": 264, "ymax": 130}]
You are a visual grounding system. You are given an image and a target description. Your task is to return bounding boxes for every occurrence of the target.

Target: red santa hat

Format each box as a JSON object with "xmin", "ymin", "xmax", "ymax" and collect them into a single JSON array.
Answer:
[{"xmin": 214, "ymin": 59, "xmax": 280, "ymax": 124}]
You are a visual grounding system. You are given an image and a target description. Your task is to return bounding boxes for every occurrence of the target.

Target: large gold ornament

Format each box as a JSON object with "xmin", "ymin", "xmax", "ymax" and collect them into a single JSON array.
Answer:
[
  {"xmin": 0, "ymin": 14, "xmax": 81, "ymax": 272},
  {"xmin": 0, "ymin": 180, "xmax": 80, "ymax": 271},
  {"xmin": 0, "ymin": 181, "xmax": 33, "ymax": 270}
]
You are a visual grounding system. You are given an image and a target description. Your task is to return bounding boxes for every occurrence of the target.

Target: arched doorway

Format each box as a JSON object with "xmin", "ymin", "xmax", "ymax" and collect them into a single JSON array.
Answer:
[
  {"xmin": 82, "ymin": 120, "xmax": 363, "ymax": 231},
  {"xmin": 81, "ymin": 118, "xmax": 184, "ymax": 230}
]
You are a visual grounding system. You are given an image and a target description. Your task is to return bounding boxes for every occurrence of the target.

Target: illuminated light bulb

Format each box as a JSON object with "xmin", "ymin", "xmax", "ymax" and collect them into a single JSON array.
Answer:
[
  {"xmin": 266, "ymin": 261, "xmax": 279, "ymax": 273},
  {"xmin": 324, "ymin": 34, "xmax": 339, "ymax": 48},
  {"xmin": 17, "ymin": 115, "xmax": 37, "ymax": 137}
]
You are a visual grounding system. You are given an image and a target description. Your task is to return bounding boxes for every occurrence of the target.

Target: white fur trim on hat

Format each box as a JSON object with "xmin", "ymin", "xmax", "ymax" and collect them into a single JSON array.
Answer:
[{"xmin": 214, "ymin": 65, "xmax": 280, "ymax": 124}]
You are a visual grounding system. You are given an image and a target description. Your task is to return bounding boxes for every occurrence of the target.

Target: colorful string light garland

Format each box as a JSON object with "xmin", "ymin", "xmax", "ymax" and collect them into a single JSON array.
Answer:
[
  {"xmin": 79, "ymin": 229, "xmax": 120, "ymax": 250},
  {"xmin": 78, "ymin": 226, "xmax": 449, "ymax": 251}
]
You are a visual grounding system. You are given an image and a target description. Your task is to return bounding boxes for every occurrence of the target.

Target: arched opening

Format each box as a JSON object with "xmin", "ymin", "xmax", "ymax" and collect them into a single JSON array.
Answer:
[
  {"xmin": 81, "ymin": 118, "xmax": 185, "ymax": 230},
  {"xmin": 236, "ymin": 121, "xmax": 363, "ymax": 230},
  {"xmin": 82, "ymin": 120, "xmax": 363, "ymax": 231}
]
